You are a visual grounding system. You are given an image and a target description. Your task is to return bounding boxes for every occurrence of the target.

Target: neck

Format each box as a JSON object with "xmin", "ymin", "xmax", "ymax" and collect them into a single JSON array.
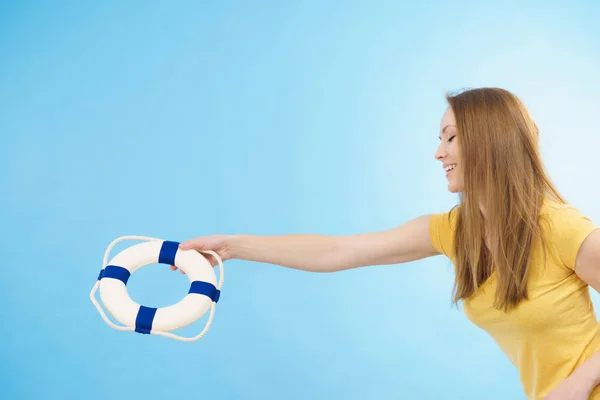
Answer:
[{"xmin": 479, "ymin": 203, "xmax": 487, "ymax": 219}]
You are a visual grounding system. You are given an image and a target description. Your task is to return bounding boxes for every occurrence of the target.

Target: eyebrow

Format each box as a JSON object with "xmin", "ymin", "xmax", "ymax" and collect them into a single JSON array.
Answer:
[{"xmin": 438, "ymin": 124, "xmax": 456, "ymax": 140}]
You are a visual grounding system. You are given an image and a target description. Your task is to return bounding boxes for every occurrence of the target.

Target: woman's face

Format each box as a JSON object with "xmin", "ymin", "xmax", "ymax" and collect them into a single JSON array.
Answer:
[{"xmin": 435, "ymin": 107, "xmax": 464, "ymax": 193}]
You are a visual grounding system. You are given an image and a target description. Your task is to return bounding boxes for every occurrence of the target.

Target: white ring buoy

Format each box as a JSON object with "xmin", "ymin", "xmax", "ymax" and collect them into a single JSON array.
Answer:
[{"xmin": 90, "ymin": 236, "xmax": 224, "ymax": 342}]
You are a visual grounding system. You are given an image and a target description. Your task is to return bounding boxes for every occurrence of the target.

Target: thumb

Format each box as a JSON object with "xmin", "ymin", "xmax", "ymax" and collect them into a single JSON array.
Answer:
[{"xmin": 179, "ymin": 238, "xmax": 204, "ymax": 250}]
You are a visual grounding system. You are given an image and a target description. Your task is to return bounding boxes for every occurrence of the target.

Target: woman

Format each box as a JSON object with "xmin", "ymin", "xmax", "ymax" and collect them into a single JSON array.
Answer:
[{"xmin": 172, "ymin": 88, "xmax": 600, "ymax": 400}]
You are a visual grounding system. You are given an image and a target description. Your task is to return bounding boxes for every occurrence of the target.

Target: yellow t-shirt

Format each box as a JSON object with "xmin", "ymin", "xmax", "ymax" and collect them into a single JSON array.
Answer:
[{"xmin": 429, "ymin": 198, "xmax": 599, "ymax": 400}]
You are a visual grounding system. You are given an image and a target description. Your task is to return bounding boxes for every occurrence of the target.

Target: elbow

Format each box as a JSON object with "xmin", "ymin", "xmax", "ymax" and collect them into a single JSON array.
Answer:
[{"xmin": 321, "ymin": 238, "xmax": 359, "ymax": 273}]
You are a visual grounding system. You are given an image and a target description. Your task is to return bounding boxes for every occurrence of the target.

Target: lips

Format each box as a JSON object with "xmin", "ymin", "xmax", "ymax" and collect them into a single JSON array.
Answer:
[{"xmin": 444, "ymin": 164, "xmax": 457, "ymax": 174}]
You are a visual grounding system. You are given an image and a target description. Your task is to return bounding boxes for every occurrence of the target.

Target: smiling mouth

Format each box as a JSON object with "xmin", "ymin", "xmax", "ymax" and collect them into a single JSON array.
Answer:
[{"xmin": 444, "ymin": 164, "xmax": 456, "ymax": 175}]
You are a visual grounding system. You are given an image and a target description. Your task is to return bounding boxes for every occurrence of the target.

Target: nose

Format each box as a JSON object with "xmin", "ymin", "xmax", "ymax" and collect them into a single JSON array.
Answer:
[{"xmin": 434, "ymin": 142, "xmax": 446, "ymax": 161}]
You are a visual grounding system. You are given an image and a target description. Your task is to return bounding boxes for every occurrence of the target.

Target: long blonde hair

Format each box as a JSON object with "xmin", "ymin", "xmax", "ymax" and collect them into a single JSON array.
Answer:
[{"xmin": 446, "ymin": 88, "xmax": 565, "ymax": 311}]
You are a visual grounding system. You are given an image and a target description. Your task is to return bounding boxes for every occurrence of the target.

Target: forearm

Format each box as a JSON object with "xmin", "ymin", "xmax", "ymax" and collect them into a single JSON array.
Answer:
[
  {"xmin": 574, "ymin": 347, "xmax": 600, "ymax": 389},
  {"xmin": 227, "ymin": 234, "xmax": 350, "ymax": 273}
]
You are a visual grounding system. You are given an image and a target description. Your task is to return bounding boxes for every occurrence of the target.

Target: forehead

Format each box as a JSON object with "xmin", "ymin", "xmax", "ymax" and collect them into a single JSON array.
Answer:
[{"xmin": 440, "ymin": 107, "xmax": 456, "ymax": 131}]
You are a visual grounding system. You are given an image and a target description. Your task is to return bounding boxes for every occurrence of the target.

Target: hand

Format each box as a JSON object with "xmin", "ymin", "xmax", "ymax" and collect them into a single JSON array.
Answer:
[
  {"xmin": 544, "ymin": 370, "xmax": 594, "ymax": 400},
  {"xmin": 169, "ymin": 234, "xmax": 232, "ymax": 274}
]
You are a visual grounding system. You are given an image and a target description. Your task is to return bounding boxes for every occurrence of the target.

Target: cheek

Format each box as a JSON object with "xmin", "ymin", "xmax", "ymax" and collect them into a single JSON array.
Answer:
[
  {"xmin": 449, "ymin": 140, "xmax": 460, "ymax": 157},
  {"xmin": 459, "ymin": 167, "xmax": 465, "ymax": 181}
]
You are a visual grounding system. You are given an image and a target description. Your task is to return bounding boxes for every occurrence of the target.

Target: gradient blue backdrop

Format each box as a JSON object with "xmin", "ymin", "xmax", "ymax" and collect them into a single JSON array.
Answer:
[{"xmin": 1, "ymin": 1, "xmax": 599, "ymax": 399}]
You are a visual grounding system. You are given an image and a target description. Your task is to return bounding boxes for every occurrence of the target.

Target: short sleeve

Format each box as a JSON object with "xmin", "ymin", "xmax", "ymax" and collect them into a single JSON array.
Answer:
[
  {"xmin": 429, "ymin": 208, "xmax": 458, "ymax": 258},
  {"xmin": 547, "ymin": 204, "xmax": 598, "ymax": 270}
]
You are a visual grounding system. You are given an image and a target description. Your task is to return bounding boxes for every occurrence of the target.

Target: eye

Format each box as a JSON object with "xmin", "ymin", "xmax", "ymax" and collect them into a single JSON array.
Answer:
[{"xmin": 447, "ymin": 135, "xmax": 456, "ymax": 143}]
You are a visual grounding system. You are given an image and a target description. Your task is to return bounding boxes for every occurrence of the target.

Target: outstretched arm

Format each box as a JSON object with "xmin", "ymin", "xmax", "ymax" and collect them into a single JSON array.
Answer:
[{"xmin": 220, "ymin": 214, "xmax": 440, "ymax": 273}]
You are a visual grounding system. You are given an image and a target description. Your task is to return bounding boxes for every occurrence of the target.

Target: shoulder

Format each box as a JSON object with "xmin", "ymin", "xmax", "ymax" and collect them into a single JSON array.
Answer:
[
  {"xmin": 539, "ymin": 198, "xmax": 595, "ymax": 231},
  {"xmin": 429, "ymin": 206, "xmax": 460, "ymax": 258},
  {"xmin": 539, "ymin": 197, "xmax": 598, "ymax": 270},
  {"xmin": 540, "ymin": 197, "xmax": 584, "ymax": 216}
]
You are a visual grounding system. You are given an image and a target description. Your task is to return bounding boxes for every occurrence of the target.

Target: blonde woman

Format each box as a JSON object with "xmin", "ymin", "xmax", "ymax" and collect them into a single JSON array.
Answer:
[{"xmin": 173, "ymin": 88, "xmax": 600, "ymax": 400}]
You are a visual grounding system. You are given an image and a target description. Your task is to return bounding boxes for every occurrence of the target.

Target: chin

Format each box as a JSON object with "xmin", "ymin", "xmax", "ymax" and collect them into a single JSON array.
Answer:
[{"xmin": 447, "ymin": 184, "xmax": 462, "ymax": 193}]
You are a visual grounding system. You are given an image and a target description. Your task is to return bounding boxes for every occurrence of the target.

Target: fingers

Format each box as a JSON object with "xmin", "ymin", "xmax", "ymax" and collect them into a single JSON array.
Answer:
[
  {"xmin": 180, "ymin": 244, "xmax": 219, "ymax": 267},
  {"xmin": 169, "ymin": 265, "xmax": 187, "ymax": 274},
  {"xmin": 202, "ymin": 253, "xmax": 218, "ymax": 268}
]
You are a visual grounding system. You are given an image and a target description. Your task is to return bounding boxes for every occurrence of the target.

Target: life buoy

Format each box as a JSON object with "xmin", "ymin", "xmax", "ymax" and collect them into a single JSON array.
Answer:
[{"xmin": 90, "ymin": 236, "xmax": 224, "ymax": 342}]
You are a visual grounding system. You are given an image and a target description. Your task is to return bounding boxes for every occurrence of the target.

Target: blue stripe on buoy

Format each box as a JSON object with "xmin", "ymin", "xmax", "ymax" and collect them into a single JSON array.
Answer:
[
  {"xmin": 189, "ymin": 281, "xmax": 220, "ymax": 303},
  {"xmin": 159, "ymin": 240, "xmax": 179, "ymax": 266},
  {"xmin": 135, "ymin": 306, "xmax": 157, "ymax": 334},
  {"xmin": 100, "ymin": 265, "xmax": 131, "ymax": 285}
]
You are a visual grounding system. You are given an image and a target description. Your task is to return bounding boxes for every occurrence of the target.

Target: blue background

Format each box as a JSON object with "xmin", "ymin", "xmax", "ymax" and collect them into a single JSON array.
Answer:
[{"xmin": 1, "ymin": 1, "xmax": 599, "ymax": 399}]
